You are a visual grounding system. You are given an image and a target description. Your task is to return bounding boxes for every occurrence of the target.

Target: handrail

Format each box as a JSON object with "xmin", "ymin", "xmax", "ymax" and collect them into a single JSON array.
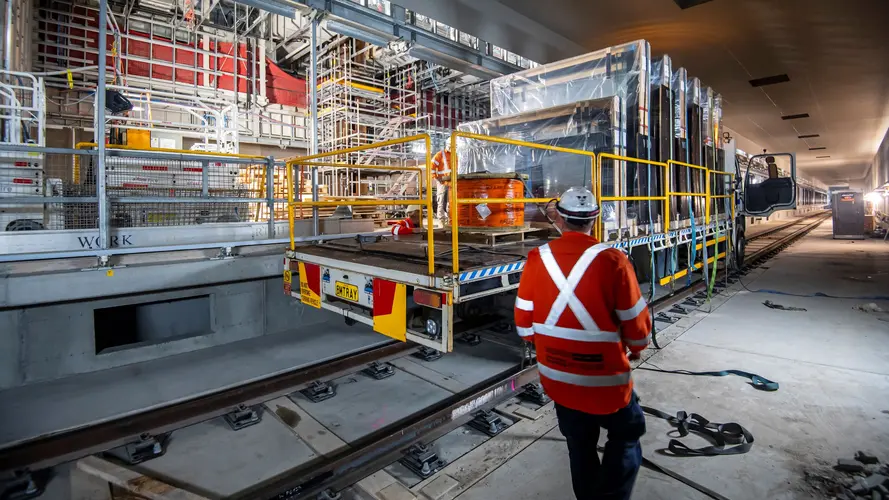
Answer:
[
  {"xmin": 450, "ymin": 131, "xmax": 598, "ymax": 273},
  {"xmin": 667, "ymin": 159, "xmax": 709, "ymax": 227},
  {"xmin": 286, "ymin": 134, "xmax": 435, "ymax": 276},
  {"xmin": 282, "ymin": 131, "xmax": 740, "ymax": 282},
  {"xmin": 708, "ymin": 169, "xmax": 735, "ymax": 223},
  {"xmin": 596, "ymin": 152, "xmax": 670, "ymax": 237}
]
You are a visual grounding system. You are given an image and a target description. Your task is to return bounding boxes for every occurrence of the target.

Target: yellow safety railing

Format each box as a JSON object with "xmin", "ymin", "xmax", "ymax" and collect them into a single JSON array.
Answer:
[
  {"xmin": 286, "ymin": 134, "xmax": 435, "ymax": 275},
  {"xmin": 597, "ymin": 153, "xmax": 670, "ymax": 238},
  {"xmin": 449, "ymin": 131, "xmax": 598, "ymax": 273},
  {"xmin": 708, "ymin": 170, "xmax": 735, "ymax": 224},
  {"xmin": 667, "ymin": 158, "xmax": 709, "ymax": 223}
]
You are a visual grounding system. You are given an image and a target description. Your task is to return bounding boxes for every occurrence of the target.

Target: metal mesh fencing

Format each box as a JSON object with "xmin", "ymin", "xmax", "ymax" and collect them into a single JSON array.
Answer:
[
  {"xmin": 99, "ymin": 153, "xmax": 269, "ymax": 228},
  {"xmin": 0, "ymin": 149, "xmax": 98, "ymax": 232}
]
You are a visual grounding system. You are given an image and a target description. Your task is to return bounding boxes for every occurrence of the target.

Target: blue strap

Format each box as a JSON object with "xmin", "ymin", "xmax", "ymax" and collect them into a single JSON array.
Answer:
[{"xmin": 638, "ymin": 367, "xmax": 779, "ymax": 391}]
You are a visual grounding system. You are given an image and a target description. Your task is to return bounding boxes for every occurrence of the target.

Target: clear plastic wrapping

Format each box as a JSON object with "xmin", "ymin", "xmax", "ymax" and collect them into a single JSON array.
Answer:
[
  {"xmin": 481, "ymin": 40, "xmax": 651, "ymax": 235},
  {"xmin": 489, "ymin": 40, "xmax": 649, "ymax": 121},
  {"xmin": 672, "ymin": 68, "xmax": 688, "ymax": 143},
  {"xmin": 456, "ymin": 97, "xmax": 624, "ymax": 226}
]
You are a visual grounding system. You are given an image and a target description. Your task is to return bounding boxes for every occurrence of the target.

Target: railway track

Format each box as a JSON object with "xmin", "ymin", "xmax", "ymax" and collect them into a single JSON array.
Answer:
[{"xmin": 0, "ymin": 211, "xmax": 831, "ymax": 497}]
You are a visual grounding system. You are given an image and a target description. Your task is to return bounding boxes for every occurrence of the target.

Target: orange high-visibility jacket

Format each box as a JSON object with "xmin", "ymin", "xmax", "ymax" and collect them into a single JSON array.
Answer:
[
  {"xmin": 390, "ymin": 218, "xmax": 416, "ymax": 235},
  {"xmin": 431, "ymin": 150, "xmax": 452, "ymax": 184},
  {"xmin": 514, "ymin": 231, "xmax": 652, "ymax": 415}
]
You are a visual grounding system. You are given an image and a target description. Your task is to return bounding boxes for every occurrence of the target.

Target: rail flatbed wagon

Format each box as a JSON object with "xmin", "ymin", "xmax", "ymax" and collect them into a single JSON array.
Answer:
[{"xmin": 285, "ymin": 228, "xmax": 546, "ymax": 352}]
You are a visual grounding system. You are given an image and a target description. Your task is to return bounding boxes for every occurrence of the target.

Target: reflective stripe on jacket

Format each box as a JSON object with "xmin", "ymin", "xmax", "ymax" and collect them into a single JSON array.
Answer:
[
  {"xmin": 431, "ymin": 150, "xmax": 452, "ymax": 183},
  {"xmin": 514, "ymin": 231, "xmax": 652, "ymax": 415},
  {"xmin": 391, "ymin": 218, "xmax": 415, "ymax": 235}
]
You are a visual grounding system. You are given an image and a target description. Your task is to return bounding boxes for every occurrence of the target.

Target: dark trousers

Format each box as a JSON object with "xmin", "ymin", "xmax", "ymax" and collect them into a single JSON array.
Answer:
[{"xmin": 555, "ymin": 393, "xmax": 646, "ymax": 500}]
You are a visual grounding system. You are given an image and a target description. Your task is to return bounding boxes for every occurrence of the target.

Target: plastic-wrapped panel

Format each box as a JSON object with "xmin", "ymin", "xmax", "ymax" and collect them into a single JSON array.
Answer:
[
  {"xmin": 487, "ymin": 40, "xmax": 652, "ymax": 236},
  {"xmin": 489, "ymin": 40, "xmax": 648, "ymax": 120},
  {"xmin": 455, "ymin": 97, "xmax": 625, "ymax": 232},
  {"xmin": 672, "ymin": 68, "xmax": 690, "ymax": 224},
  {"xmin": 687, "ymin": 77, "xmax": 705, "ymax": 224},
  {"xmin": 646, "ymin": 56, "xmax": 672, "ymax": 229}
]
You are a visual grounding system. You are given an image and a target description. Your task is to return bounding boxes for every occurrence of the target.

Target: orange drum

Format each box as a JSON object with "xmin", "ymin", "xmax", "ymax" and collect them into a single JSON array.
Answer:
[{"xmin": 456, "ymin": 173, "xmax": 526, "ymax": 230}]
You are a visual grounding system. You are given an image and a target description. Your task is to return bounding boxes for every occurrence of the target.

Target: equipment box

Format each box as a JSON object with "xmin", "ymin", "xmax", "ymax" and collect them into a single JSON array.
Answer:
[{"xmin": 831, "ymin": 191, "xmax": 865, "ymax": 239}]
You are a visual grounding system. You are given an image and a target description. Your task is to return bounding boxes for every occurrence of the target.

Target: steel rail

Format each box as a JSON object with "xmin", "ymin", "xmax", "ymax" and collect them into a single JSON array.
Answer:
[
  {"xmin": 0, "ymin": 342, "xmax": 415, "ymax": 473},
  {"xmin": 234, "ymin": 365, "xmax": 541, "ymax": 500},
  {"xmin": 743, "ymin": 212, "xmax": 830, "ymax": 264}
]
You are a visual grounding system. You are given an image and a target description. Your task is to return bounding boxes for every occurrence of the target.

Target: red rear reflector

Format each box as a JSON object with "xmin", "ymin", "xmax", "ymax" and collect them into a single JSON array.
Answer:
[
  {"xmin": 12, "ymin": 178, "xmax": 33, "ymax": 184},
  {"xmin": 14, "ymin": 161, "xmax": 26, "ymax": 166},
  {"xmin": 122, "ymin": 183, "xmax": 149, "ymax": 188},
  {"xmin": 183, "ymin": 167, "xmax": 203, "ymax": 172},
  {"xmin": 412, "ymin": 289, "xmax": 442, "ymax": 308},
  {"xmin": 142, "ymin": 165, "xmax": 168, "ymax": 171}
]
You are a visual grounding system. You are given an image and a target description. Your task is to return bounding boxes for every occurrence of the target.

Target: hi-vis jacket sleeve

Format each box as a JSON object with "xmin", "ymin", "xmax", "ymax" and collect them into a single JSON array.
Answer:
[
  {"xmin": 514, "ymin": 250, "xmax": 539, "ymax": 342},
  {"xmin": 613, "ymin": 257, "xmax": 652, "ymax": 353}
]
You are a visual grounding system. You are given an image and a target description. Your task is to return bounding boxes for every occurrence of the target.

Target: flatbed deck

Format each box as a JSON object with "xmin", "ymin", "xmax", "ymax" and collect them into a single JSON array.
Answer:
[{"xmin": 293, "ymin": 230, "xmax": 547, "ymax": 281}]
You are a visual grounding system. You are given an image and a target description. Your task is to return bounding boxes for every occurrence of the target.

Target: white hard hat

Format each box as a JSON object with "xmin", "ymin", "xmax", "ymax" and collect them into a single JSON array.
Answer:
[{"xmin": 556, "ymin": 187, "xmax": 600, "ymax": 220}]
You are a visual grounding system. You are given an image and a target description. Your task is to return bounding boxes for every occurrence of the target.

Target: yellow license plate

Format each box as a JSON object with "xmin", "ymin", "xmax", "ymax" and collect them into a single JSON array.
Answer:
[{"xmin": 335, "ymin": 281, "xmax": 359, "ymax": 302}]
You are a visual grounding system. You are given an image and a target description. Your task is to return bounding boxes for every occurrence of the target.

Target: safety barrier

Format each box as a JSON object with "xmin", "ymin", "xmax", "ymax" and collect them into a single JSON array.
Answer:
[
  {"xmin": 286, "ymin": 134, "xmax": 435, "ymax": 275},
  {"xmin": 708, "ymin": 170, "xmax": 735, "ymax": 224},
  {"xmin": 284, "ymin": 132, "xmax": 736, "ymax": 280},
  {"xmin": 449, "ymin": 131, "xmax": 597, "ymax": 273},
  {"xmin": 667, "ymin": 159, "xmax": 709, "ymax": 228},
  {"xmin": 74, "ymin": 143, "xmax": 273, "ymax": 229},
  {"xmin": 597, "ymin": 153, "xmax": 669, "ymax": 238},
  {"xmin": 0, "ymin": 143, "xmax": 284, "ymax": 262}
]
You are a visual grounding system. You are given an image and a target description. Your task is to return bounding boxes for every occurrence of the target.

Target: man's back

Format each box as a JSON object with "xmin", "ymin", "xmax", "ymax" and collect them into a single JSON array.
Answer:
[{"xmin": 514, "ymin": 231, "xmax": 652, "ymax": 415}]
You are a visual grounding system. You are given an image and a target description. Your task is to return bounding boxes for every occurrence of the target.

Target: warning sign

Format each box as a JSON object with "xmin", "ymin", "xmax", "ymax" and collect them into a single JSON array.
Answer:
[
  {"xmin": 298, "ymin": 262, "xmax": 322, "ymax": 308},
  {"xmin": 283, "ymin": 269, "xmax": 292, "ymax": 295}
]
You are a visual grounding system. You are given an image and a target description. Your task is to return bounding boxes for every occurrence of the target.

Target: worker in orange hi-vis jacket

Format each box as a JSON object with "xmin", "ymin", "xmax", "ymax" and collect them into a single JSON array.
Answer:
[
  {"xmin": 431, "ymin": 145, "xmax": 452, "ymax": 225},
  {"xmin": 513, "ymin": 187, "xmax": 652, "ymax": 500},
  {"xmin": 389, "ymin": 206, "xmax": 422, "ymax": 236}
]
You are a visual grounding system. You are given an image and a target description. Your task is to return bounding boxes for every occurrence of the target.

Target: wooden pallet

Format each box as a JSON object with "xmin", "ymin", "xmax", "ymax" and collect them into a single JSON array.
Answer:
[{"xmin": 446, "ymin": 226, "xmax": 552, "ymax": 247}]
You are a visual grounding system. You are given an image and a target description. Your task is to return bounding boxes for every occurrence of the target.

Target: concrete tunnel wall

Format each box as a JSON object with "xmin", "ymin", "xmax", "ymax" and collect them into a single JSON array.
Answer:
[{"xmin": 0, "ymin": 277, "xmax": 332, "ymax": 390}]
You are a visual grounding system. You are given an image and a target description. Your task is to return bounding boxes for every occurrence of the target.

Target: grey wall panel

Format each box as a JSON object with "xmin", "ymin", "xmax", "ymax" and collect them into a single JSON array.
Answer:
[
  {"xmin": 264, "ymin": 278, "xmax": 331, "ymax": 335},
  {"xmin": 7, "ymin": 278, "xmax": 328, "ymax": 388},
  {"xmin": 0, "ymin": 311, "xmax": 22, "ymax": 388}
]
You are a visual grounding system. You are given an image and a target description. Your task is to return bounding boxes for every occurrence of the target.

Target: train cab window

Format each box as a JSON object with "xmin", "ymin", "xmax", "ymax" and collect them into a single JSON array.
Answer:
[{"xmin": 743, "ymin": 153, "xmax": 797, "ymax": 217}]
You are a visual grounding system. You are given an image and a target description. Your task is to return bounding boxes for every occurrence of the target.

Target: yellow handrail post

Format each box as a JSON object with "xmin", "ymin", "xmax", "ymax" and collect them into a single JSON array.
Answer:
[
  {"xmin": 425, "ymin": 135, "xmax": 435, "ymax": 276},
  {"xmin": 705, "ymin": 169, "xmax": 711, "ymax": 225},
  {"xmin": 664, "ymin": 161, "xmax": 671, "ymax": 234},
  {"xmin": 450, "ymin": 134, "xmax": 459, "ymax": 274},
  {"xmin": 596, "ymin": 155, "xmax": 604, "ymax": 241}
]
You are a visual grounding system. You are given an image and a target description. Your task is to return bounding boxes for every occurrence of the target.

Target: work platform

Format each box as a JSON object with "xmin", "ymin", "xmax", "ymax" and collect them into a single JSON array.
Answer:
[{"xmin": 419, "ymin": 219, "xmax": 889, "ymax": 500}]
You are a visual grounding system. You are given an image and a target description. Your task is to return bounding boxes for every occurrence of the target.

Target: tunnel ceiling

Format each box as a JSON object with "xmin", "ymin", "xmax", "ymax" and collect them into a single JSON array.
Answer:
[{"xmin": 493, "ymin": 0, "xmax": 889, "ymax": 185}]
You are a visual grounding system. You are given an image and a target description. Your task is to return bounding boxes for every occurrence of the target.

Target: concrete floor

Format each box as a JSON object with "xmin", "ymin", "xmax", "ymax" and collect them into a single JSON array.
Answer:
[{"xmin": 456, "ymin": 220, "xmax": 889, "ymax": 500}]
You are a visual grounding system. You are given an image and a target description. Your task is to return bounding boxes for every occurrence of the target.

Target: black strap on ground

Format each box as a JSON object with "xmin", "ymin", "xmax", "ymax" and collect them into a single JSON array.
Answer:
[
  {"xmin": 640, "ymin": 405, "xmax": 755, "ymax": 457},
  {"xmin": 762, "ymin": 300, "xmax": 807, "ymax": 312},
  {"xmin": 636, "ymin": 367, "xmax": 779, "ymax": 392}
]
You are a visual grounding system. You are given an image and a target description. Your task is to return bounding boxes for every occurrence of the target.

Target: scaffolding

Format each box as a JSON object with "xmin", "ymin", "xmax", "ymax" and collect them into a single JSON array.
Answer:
[
  {"xmin": 35, "ymin": 1, "xmax": 309, "ymax": 149},
  {"xmin": 313, "ymin": 37, "xmax": 426, "ymax": 199}
]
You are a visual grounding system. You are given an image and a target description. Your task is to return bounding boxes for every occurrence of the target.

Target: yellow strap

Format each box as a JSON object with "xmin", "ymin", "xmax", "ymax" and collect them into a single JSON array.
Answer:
[{"xmin": 66, "ymin": 70, "xmax": 73, "ymax": 89}]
